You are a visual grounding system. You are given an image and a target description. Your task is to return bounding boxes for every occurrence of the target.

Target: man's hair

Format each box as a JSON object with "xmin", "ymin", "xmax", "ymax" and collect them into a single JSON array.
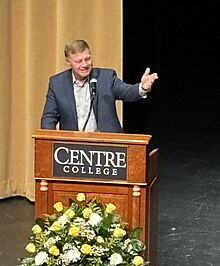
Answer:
[{"xmin": 64, "ymin": 40, "xmax": 90, "ymax": 57}]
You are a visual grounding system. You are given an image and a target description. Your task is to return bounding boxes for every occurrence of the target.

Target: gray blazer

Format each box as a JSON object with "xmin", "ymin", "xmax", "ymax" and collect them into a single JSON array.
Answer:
[{"xmin": 41, "ymin": 67, "xmax": 142, "ymax": 132}]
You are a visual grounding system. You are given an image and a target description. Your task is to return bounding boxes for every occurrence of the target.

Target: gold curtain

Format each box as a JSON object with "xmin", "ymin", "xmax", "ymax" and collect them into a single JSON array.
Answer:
[{"xmin": 0, "ymin": 0, "xmax": 122, "ymax": 201}]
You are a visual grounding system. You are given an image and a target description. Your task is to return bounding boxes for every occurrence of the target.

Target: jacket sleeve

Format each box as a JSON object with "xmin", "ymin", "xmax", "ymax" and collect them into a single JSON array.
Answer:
[
  {"xmin": 41, "ymin": 79, "xmax": 60, "ymax": 129},
  {"xmin": 111, "ymin": 70, "xmax": 142, "ymax": 102}
]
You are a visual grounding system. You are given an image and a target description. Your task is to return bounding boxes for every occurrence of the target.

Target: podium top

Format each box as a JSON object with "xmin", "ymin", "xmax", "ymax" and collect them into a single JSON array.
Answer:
[{"xmin": 32, "ymin": 129, "xmax": 152, "ymax": 145}]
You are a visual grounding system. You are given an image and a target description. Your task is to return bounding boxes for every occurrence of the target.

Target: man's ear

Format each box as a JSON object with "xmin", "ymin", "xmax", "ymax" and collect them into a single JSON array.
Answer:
[{"xmin": 65, "ymin": 58, "xmax": 70, "ymax": 65}]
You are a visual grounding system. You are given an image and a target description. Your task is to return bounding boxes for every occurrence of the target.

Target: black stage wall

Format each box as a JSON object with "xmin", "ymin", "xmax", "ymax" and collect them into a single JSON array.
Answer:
[{"xmin": 123, "ymin": 1, "xmax": 220, "ymax": 148}]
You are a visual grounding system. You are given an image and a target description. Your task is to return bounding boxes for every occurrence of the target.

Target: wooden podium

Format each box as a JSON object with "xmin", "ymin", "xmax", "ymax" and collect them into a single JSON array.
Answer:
[{"xmin": 32, "ymin": 129, "xmax": 158, "ymax": 265}]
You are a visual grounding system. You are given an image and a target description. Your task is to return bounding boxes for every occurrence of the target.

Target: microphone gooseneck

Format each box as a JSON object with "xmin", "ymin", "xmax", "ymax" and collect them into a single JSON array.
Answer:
[{"xmin": 82, "ymin": 78, "xmax": 98, "ymax": 132}]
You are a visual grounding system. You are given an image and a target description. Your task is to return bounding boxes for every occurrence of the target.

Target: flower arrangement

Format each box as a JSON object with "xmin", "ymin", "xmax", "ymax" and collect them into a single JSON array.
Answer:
[{"xmin": 19, "ymin": 193, "xmax": 148, "ymax": 266}]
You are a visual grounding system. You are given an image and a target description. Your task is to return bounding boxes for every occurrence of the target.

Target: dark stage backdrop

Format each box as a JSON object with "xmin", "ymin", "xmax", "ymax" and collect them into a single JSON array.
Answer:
[{"xmin": 123, "ymin": 1, "xmax": 220, "ymax": 149}]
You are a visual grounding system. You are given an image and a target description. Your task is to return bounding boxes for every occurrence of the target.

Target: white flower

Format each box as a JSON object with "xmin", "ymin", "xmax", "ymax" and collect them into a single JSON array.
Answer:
[
  {"xmin": 80, "ymin": 225, "xmax": 96, "ymax": 240},
  {"xmin": 91, "ymin": 245, "xmax": 109, "ymax": 256},
  {"xmin": 97, "ymin": 235, "xmax": 105, "ymax": 243},
  {"xmin": 61, "ymin": 248, "xmax": 81, "ymax": 264},
  {"xmin": 73, "ymin": 217, "xmax": 86, "ymax": 225},
  {"xmin": 34, "ymin": 251, "xmax": 48, "ymax": 265},
  {"xmin": 88, "ymin": 212, "xmax": 102, "ymax": 226},
  {"xmin": 109, "ymin": 253, "xmax": 123, "ymax": 265},
  {"xmin": 63, "ymin": 243, "xmax": 72, "ymax": 251},
  {"xmin": 58, "ymin": 214, "xmax": 69, "ymax": 226},
  {"xmin": 122, "ymin": 238, "xmax": 132, "ymax": 252},
  {"xmin": 44, "ymin": 237, "xmax": 57, "ymax": 248}
]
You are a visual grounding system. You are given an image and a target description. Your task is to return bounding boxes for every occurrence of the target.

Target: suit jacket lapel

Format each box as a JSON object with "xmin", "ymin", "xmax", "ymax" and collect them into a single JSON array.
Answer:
[{"xmin": 64, "ymin": 69, "xmax": 78, "ymax": 129}]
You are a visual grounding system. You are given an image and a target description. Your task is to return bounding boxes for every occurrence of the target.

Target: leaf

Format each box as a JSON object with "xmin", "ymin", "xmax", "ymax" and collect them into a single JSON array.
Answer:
[
  {"xmin": 69, "ymin": 197, "xmax": 75, "ymax": 206},
  {"xmin": 129, "ymin": 227, "xmax": 143, "ymax": 239},
  {"xmin": 130, "ymin": 239, "xmax": 146, "ymax": 252},
  {"xmin": 102, "ymin": 214, "xmax": 114, "ymax": 227}
]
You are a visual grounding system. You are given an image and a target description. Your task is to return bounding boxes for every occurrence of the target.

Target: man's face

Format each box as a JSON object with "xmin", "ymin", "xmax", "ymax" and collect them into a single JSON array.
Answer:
[{"xmin": 66, "ymin": 48, "xmax": 93, "ymax": 81}]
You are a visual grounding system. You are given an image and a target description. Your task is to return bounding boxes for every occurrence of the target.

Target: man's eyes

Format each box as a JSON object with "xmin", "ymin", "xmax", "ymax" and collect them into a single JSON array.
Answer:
[{"xmin": 75, "ymin": 58, "xmax": 91, "ymax": 64}]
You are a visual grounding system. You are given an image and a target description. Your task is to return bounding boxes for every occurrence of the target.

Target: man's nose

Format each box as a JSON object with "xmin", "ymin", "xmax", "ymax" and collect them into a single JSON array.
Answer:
[{"xmin": 81, "ymin": 60, "xmax": 88, "ymax": 66}]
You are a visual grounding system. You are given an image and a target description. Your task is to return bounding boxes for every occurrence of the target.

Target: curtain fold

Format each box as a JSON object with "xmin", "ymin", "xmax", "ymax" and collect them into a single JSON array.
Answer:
[{"xmin": 0, "ymin": 0, "xmax": 122, "ymax": 201}]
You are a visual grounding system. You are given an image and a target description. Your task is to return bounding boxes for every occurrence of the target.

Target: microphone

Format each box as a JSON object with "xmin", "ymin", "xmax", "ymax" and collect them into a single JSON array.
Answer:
[
  {"xmin": 90, "ymin": 78, "xmax": 97, "ymax": 98},
  {"xmin": 82, "ymin": 78, "xmax": 98, "ymax": 131}
]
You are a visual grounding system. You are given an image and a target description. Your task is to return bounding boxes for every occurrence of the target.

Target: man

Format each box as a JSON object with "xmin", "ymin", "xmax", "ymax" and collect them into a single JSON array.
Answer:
[{"xmin": 41, "ymin": 39, "xmax": 158, "ymax": 132}]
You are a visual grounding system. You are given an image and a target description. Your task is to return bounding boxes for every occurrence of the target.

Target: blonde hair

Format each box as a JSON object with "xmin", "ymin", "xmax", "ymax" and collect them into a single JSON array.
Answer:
[{"xmin": 64, "ymin": 40, "xmax": 90, "ymax": 57}]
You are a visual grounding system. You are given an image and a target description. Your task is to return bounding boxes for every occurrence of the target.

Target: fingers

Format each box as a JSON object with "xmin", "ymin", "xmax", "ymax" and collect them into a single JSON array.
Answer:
[
  {"xmin": 144, "ymin": 67, "xmax": 151, "ymax": 75},
  {"xmin": 141, "ymin": 68, "xmax": 158, "ymax": 91},
  {"xmin": 143, "ymin": 68, "xmax": 158, "ymax": 80},
  {"xmin": 150, "ymin": 74, "xmax": 158, "ymax": 86},
  {"xmin": 142, "ymin": 68, "xmax": 158, "ymax": 82},
  {"xmin": 151, "ymin": 73, "xmax": 159, "ymax": 82}
]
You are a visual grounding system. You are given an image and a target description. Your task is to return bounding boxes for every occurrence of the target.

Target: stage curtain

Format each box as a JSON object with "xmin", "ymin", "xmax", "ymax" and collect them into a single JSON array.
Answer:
[{"xmin": 0, "ymin": 0, "xmax": 122, "ymax": 201}]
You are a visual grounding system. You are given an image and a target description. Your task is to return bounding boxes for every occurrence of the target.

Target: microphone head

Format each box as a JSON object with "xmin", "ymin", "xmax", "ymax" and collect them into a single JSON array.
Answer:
[
  {"xmin": 90, "ymin": 78, "xmax": 97, "ymax": 98},
  {"xmin": 90, "ymin": 78, "xmax": 98, "ymax": 84}
]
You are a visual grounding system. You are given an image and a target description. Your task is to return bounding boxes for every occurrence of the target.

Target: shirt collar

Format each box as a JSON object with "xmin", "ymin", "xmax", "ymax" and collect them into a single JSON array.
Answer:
[{"xmin": 72, "ymin": 72, "xmax": 89, "ymax": 87}]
